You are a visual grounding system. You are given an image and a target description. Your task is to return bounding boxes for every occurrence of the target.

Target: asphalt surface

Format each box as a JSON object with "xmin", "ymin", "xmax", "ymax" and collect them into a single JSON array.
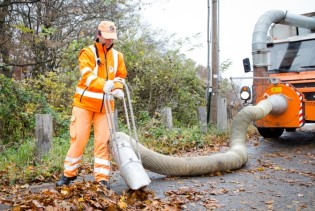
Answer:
[
  {"xmin": 1, "ymin": 124, "xmax": 314, "ymax": 210},
  {"xmin": 112, "ymin": 124, "xmax": 315, "ymax": 210}
]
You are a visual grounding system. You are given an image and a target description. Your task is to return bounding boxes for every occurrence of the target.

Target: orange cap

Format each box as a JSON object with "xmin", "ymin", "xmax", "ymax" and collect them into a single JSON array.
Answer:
[{"xmin": 98, "ymin": 21, "xmax": 117, "ymax": 40}]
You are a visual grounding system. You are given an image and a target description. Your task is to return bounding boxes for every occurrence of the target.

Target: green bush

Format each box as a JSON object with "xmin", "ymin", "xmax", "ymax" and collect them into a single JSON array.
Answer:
[
  {"xmin": 0, "ymin": 71, "xmax": 77, "ymax": 146},
  {"xmin": 23, "ymin": 71, "xmax": 77, "ymax": 136},
  {"xmin": 117, "ymin": 33, "xmax": 206, "ymax": 126},
  {"xmin": 0, "ymin": 74, "xmax": 51, "ymax": 145}
]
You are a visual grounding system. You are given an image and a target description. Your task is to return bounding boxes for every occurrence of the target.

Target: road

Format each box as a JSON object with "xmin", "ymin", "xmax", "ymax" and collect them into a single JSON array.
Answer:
[
  {"xmin": 112, "ymin": 124, "xmax": 315, "ymax": 210},
  {"xmin": 0, "ymin": 124, "xmax": 314, "ymax": 210}
]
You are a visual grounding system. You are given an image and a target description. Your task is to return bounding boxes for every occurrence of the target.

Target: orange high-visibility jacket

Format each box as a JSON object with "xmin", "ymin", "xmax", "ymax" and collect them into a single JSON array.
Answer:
[{"xmin": 73, "ymin": 42, "xmax": 127, "ymax": 113}]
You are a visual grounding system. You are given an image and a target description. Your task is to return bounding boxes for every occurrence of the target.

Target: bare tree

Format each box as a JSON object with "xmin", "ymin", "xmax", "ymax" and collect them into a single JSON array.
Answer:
[{"xmin": 0, "ymin": 0, "xmax": 141, "ymax": 78}]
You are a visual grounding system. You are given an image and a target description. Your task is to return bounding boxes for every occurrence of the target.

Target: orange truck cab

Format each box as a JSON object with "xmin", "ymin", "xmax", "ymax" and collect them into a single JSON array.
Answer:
[{"xmin": 240, "ymin": 10, "xmax": 315, "ymax": 138}]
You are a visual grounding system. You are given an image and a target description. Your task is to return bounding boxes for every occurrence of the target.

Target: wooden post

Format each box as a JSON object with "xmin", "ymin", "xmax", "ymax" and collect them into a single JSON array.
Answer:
[
  {"xmin": 217, "ymin": 97, "xmax": 228, "ymax": 131},
  {"xmin": 197, "ymin": 107, "xmax": 207, "ymax": 133},
  {"xmin": 35, "ymin": 114, "xmax": 53, "ymax": 159},
  {"xmin": 161, "ymin": 107, "xmax": 173, "ymax": 130}
]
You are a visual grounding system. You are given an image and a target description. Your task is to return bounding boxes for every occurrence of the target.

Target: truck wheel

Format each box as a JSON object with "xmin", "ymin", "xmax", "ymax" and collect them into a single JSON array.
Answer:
[
  {"xmin": 257, "ymin": 127, "xmax": 284, "ymax": 138},
  {"xmin": 285, "ymin": 128, "xmax": 296, "ymax": 132}
]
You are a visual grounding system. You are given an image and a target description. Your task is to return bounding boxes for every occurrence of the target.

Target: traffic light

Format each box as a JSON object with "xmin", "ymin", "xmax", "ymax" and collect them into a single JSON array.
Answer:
[{"xmin": 240, "ymin": 86, "xmax": 251, "ymax": 102}]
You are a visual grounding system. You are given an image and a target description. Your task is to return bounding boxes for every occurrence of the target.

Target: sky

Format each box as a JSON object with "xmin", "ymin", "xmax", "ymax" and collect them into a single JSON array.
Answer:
[{"xmin": 140, "ymin": 0, "xmax": 315, "ymax": 85}]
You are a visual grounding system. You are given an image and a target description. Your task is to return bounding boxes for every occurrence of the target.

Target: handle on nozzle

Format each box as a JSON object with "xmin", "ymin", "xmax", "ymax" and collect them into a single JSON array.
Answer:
[
  {"xmin": 105, "ymin": 80, "xmax": 142, "ymax": 163},
  {"xmin": 104, "ymin": 93, "xmax": 124, "ymax": 167},
  {"xmin": 104, "ymin": 94, "xmax": 116, "ymax": 140}
]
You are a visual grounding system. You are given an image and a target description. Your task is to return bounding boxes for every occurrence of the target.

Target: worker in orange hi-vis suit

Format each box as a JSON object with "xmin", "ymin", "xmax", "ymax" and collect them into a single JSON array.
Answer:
[{"xmin": 56, "ymin": 20, "xmax": 127, "ymax": 190}]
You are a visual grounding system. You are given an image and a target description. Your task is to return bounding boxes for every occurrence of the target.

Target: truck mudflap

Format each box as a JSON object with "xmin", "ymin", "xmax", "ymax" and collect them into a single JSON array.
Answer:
[{"xmin": 254, "ymin": 83, "xmax": 304, "ymax": 128}]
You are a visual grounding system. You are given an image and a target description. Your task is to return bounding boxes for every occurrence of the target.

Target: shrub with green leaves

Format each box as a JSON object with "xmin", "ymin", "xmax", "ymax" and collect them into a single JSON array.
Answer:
[
  {"xmin": 0, "ymin": 71, "xmax": 76, "ymax": 146},
  {"xmin": 118, "ymin": 34, "xmax": 206, "ymax": 126},
  {"xmin": 0, "ymin": 74, "xmax": 51, "ymax": 145},
  {"xmin": 23, "ymin": 71, "xmax": 77, "ymax": 136}
]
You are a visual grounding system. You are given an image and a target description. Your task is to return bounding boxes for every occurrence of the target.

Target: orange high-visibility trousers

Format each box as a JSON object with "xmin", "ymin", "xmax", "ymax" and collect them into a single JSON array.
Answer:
[{"xmin": 63, "ymin": 106, "xmax": 111, "ymax": 182}]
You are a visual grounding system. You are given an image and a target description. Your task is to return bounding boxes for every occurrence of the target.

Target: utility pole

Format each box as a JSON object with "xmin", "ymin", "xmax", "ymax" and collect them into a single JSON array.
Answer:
[
  {"xmin": 206, "ymin": 0, "xmax": 212, "ymax": 124},
  {"xmin": 210, "ymin": 0, "xmax": 219, "ymax": 125}
]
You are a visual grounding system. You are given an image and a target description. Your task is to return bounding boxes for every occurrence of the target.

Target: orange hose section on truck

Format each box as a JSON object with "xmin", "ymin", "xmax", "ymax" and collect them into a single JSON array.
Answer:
[{"xmin": 255, "ymin": 83, "xmax": 304, "ymax": 128}]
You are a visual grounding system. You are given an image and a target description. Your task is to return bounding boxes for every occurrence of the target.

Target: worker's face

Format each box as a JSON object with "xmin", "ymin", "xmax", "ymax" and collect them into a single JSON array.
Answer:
[{"xmin": 98, "ymin": 36, "xmax": 114, "ymax": 48}]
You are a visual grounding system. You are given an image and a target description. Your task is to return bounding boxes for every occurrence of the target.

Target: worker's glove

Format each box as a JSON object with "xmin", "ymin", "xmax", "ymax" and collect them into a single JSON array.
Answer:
[
  {"xmin": 112, "ymin": 89, "xmax": 124, "ymax": 99},
  {"xmin": 103, "ymin": 80, "xmax": 114, "ymax": 94}
]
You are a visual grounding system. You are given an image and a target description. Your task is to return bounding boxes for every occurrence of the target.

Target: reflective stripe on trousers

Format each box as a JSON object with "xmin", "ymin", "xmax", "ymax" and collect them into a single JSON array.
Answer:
[{"xmin": 63, "ymin": 106, "xmax": 111, "ymax": 181}]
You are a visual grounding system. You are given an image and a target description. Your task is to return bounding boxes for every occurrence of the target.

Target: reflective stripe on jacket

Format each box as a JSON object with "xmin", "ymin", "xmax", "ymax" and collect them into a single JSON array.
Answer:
[{"xmin": 73, "ymin": 42, "xmax": 127, "ymax": 113}]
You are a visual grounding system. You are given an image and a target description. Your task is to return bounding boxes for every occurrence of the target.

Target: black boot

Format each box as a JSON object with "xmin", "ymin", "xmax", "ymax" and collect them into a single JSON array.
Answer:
[
  {"xmin": 99, "ymin": 180, "xmax": 111, "ymax": 190},
  {"xmin": 56, "ymin": 175, "xmax": 77, "ymax": 186}
]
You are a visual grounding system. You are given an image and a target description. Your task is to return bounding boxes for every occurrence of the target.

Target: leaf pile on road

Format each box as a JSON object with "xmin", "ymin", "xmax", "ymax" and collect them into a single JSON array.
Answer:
[
  {"xmin": 0, "ymin": 181, "xmax": 181, "ymax": 210},
  {"xmin": 165, "ymin": 186, "xmax": 224, "ymax": 210}
]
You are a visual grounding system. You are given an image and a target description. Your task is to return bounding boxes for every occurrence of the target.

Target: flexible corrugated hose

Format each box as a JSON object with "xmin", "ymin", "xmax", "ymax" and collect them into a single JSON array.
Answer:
[{"xmin": 116, "ymin": 94, "xmax": 287, "ymax": 176}]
